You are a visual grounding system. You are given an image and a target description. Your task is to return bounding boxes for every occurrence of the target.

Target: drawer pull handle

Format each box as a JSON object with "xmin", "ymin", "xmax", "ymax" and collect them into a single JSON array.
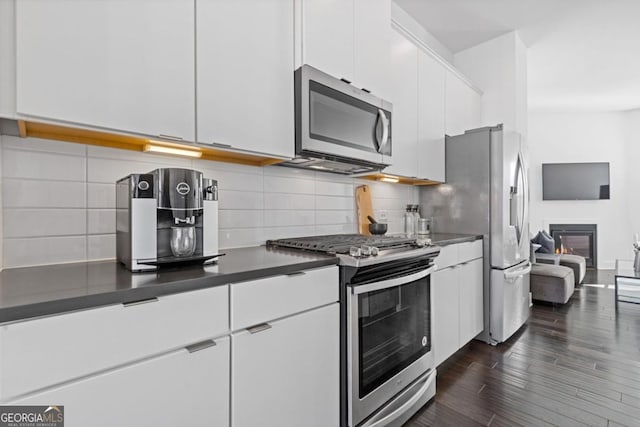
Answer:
[
  {"xmin": 211, "ymin": 142, "xmax": 232, "ymax": 149},
  {"xmin": 123, "ymin": 297, "xmax": 158, "ymax": 307},
  {"xmin": 286, "ymin": 271, "xmax": 306, "ymax": 277},
  {"xmin": 158, "ymin": 134, "xmax": 183, "ymax": 141},
  {"xmin": 185, "ymin": 339, "xmax": 217, "ymax": 353},
  {"xmin": 247, "ymin": 323, "xmax": 272, "ymax": 334}
]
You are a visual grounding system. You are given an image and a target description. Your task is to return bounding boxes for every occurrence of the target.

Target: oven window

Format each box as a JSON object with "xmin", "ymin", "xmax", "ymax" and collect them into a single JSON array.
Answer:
[{"xmin": 358, "ymin": 276, "xmax": 430, "ymax": 398}]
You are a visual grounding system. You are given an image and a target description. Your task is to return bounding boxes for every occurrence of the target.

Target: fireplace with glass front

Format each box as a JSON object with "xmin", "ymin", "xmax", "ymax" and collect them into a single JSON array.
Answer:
[{"xmin": 549, "ymin": 224, "xmax": 597, "ymax": 268}]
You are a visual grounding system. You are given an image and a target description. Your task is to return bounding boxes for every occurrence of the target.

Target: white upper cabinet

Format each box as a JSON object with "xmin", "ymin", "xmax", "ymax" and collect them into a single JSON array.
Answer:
[
  {"xmin": 15, "ymin": 0, "xmax": 195, "ymax": 141},
  {"xmin": 418, "ymin": 51, "xmax": 446, "ymax": 182},
  {"xmin": 299, "ymin": 0, "xmax": 354, "ymax": 83},
  {"xmin": 386, "ymin": 28, "xmax": 418, "ymax": 178},
  {"xmin": 445, "ymin": 70, "xmax": 482, "ymax": 136},
  {"xmin": 353, "ymin": 0, "xmax": 391, "ymax": 99},
  {"xmin": 196, "ymin": 0, "xmax": 294, "ymax": 158},
  {"xmin": 298, "ymin": 0, "xmax": 390, "ymax": 99}
]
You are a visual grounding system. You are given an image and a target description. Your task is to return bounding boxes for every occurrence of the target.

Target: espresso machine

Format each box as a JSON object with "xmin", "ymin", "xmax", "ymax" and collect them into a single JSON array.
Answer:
[{"xmin": 116, "ymin": 168, "xmax": 219, "ymax": 272}]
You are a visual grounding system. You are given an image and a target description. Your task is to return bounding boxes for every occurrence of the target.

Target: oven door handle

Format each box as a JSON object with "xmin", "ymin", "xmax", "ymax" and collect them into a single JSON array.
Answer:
[{"xmin": 351, "ymin": 265, "xmax": 437, "ymax": 295}]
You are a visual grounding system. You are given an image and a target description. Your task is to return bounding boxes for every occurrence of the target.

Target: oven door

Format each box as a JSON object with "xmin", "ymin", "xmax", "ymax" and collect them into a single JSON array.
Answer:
[
  {"xmin": 296, "ymin": 65, "xmax": 392, "ymax": 166},
  {"xmin": 348, "ymin": 264, "xmax": 435, "ymax": 426}
]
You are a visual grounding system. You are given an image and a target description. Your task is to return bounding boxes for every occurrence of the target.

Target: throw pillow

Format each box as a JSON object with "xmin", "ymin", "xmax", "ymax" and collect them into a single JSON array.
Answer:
[{"xmin": 531, "ymin": 230, "xmax": 555, "ymax": 254}]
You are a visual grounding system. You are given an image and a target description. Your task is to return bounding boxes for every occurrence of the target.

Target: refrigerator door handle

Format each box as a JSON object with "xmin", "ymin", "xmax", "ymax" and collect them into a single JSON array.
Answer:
[
  {"xmin": 510, "ymin": 153, "xmax": 526, "ymax": 244},
  {"xmin": 504, "ymin": 261, "xmax": 532, "ymax": 280},
  {"xmin": 520, "ymin": 151, "xmax": 530, "ymax": 237}
]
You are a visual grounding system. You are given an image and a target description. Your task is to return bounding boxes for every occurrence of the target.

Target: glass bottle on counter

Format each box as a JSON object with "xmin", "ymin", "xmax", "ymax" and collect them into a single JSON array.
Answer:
[
  {"xmin": 412, "ymin": 205, "xmax": 421, "ymax": 228},
  {"xmin": 404, "ymin": 205, "xmax": 416, "ymax": 237}
]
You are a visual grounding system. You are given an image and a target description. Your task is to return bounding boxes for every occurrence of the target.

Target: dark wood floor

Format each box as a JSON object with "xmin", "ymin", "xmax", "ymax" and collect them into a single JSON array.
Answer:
[{"xmin": 407, "ymin": 269, "xmax": 640, "ymax": 427}]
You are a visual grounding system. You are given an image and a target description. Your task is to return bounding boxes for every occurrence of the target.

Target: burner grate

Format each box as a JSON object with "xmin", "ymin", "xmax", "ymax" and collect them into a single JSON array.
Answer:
[{"xmin": 267, "ymin": 234, "xmax": 417, "ymax": 255}]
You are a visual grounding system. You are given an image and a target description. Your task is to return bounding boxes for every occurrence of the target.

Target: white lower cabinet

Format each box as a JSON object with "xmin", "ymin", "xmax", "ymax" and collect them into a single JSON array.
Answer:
[
  {"xmin": 458, "ymin": 258, "xmax": 484, "ymax": 344},
  {"xmin": 432, "ymin": 241, "xmax": 484, "ymax": 366},
  {"xmin": 431, "ymin": 266, "xmax": 459, "ymax": 366},
  {"xmin": 232, "ymin": 303, "xmax": 340, "ymax": 427},
  {"xmin": 11, "ymin": 337, "xmax": 230, "ymax": 427}
]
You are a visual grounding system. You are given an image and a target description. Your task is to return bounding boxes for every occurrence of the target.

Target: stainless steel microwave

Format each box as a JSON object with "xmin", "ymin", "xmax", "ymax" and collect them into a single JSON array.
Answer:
[{"xmin": 282, "ymin": 65, "xmax": 392, "ymax": 175}]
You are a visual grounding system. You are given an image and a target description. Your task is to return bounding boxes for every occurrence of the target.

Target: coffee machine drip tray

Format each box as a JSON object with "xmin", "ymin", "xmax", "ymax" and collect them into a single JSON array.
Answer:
[{"xmin": 136, "ymin": 253, "xmax": 225, "ymax": 268}]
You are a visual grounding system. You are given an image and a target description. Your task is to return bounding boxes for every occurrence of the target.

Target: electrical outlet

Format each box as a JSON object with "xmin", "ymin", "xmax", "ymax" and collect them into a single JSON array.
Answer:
[{"xmin": 378, "ymin": 211, "xmax": 388, "ymax": 222}]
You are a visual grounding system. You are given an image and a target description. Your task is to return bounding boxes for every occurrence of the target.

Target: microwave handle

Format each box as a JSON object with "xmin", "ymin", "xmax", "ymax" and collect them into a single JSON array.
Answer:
[{"xmin": 375, "ymin": 109, "xmax": 390, "ymax": 154}]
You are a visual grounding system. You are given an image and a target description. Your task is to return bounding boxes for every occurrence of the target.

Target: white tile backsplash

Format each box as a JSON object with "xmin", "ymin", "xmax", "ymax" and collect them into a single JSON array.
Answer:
[
  {"xmin": 1, "ymin": 137, "xmax": 418, "ymax": 266},
  {"xmin": 315, "ymin": 179, "xmax": 354, "ymax": 196},
  {"xmin": 2, "ymin": 135, "xmax": 86, "ymax": 155},
  {"xmin": 87, "ymin": 209, "xmax": 116, "ymax": 235},
  {"xmin": 315, "ymin": 195, "xmax": 355, "ymax": 210},
  {"xmin": 264, "ymin": 210, "xmax": 315, "ymax": 227},
  {"xmin": 3, "ymin": 149, "xmax": 86, "ymax": 181},
  {"xmin": 3, "ymin": 179, "xmax": 86, "ymax": 208},
  {"xmin": 87, "ymin": 183, "xmax": 116, "ymax": 208},
  {"xmin": 219, "ymin": 210, "xmax": 265, "ymax": 229},
  {"xmin": 264, "ymin": 193, "xmax": 315, "ymax": 210},
  {"xmin": 4, "ymin": 236, "xmax": 86, "ymax": 268},
  {"xmin": 315, "ymin": 210, "xmax": 355, "ymax": 225},
  {"xmin": 263, "ymin": 174, "xmax": 315, "ymax": 194},
  {"xmin": 4, "ymin": 209, "xmax": 86, "ymax": 238},
  {"xmin": 87, "ymin": 234, "xmax": 115, "ymax": 260},
  {"xmin": 218, "ymin": 190, "xmax": 264, "ymax": 210}
]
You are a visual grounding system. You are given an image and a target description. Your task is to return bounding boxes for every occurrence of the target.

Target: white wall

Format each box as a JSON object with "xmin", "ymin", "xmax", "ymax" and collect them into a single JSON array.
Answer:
[
  {"xmin": 454, "ymin": 31, "xmax": 528, "ymax": 137},
  {"xmin": 622, "ymin": 109, "xmax": 640, "ymax": 240},
  {"xmin": 528, "ymin": 111, "xmax": 631, "ymax": 269},
  {"xmin": 0, "ymin": 136, "xmax": 417, "ymax": 268}
]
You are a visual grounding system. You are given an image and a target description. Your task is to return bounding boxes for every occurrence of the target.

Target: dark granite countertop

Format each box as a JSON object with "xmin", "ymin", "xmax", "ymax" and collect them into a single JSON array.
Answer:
[
  {"xmin": 0, "ymin": 246, "xmax": 338, "ymax": 324},
  {"xmin": 429, "ymin": 233, "xmax": 483, "ymax": 246}
]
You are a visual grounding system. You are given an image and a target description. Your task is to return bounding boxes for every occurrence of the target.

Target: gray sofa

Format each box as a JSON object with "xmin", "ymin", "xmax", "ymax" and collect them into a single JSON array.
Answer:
[
  {"xmin": 530, "ymin": 263, "xmax": 575, "ymax": 304},
  {"xmin": 536, "ymin": 253, "xmax": 586, "ymax": 286}
]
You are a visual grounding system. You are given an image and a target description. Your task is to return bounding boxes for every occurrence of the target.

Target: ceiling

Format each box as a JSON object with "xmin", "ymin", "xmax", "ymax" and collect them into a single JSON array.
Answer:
[{"xmin": 395, "ymin": 0, "xmax": 640, "ymax": 112}]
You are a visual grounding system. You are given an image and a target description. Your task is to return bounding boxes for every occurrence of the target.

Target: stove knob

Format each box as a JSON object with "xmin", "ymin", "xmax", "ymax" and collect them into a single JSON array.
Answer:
[
  {"xmin": 349, "ymin": 246, "xmax": 362, "ymax": 257},
  {"xmin": 370, "ymin": 246, "xmax": 379, "ymax": 256},
  {"xmin": 360, "ymin": 245, "xmax": 372, "ymax": 256}
]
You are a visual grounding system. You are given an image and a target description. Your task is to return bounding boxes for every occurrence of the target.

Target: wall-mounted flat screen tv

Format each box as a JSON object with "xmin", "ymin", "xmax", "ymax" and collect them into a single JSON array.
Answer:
[{"xmin": 542, "ymin": 162, "xmax": 610, "ymax": 200}]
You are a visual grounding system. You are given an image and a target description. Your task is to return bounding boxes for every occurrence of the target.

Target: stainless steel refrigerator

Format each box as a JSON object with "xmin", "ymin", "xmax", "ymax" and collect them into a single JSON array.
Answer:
[{"xmin": 420, "ymin": 124, "xmax": 531, "ymax": 345}]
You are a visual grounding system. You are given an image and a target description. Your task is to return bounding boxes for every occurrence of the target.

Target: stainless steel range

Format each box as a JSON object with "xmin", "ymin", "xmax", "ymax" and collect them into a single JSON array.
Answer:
[{"xmin": 267, "ymin": 234, "xmax": 440, "ymax": 427}]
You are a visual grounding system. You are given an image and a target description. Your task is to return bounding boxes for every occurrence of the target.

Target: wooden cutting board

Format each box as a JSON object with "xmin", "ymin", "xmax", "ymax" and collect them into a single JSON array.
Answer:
[{"xmin": 356, "ymin": 185, "xmax": 374, "ymax": 235}]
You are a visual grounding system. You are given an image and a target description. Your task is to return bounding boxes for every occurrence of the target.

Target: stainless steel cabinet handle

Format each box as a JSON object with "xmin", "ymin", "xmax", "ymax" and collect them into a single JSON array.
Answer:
[
  {"xmin": 122, "ymin": 297, "xmax": 158, "ymax": 307},
  {"xmin": 158, "ymin": 134, "xmax": 183, "ymax": 141},
  {"xmin": 210, "ymin": 142, "xmax": 232, "ymax": 149},
  {"xmin": 286, "ymin": 271, "xmax": 306, "ymax": 277},
  {"xmin": 185, "ymin": 339, "xmax": 217, "ymax": 353},
  {"xmin": 247, "ymin": 323, "xmax": 272, "ymax": 334}
]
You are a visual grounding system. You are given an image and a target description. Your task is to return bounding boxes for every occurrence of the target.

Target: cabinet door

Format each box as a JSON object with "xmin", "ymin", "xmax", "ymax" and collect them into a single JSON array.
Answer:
[
  {"xmin": 386, "ymin": 29, "xmax": 418, "ymax": 178},
  {"xmin": 15, "ymin": 0, "xmax": 195, "ymax": 141},
  {"xmin": 301, "ymin": 0, "xmax": 354, "ymax": 83},
  {"xmin": 232, "ymin": 304, "xmax": 339, "ymax": 427},
  {"xmin": 197, "ymin": 0, "xmax": 293, "ymax": 158},
  {"xmin": 354, "ymin": 0, "xmax": 391, "ymax": 99},
  {"xmin": 431, "ymin": 267, "xmax": 460, "ymax": 367},
  {"xmin": 459, "ymin": 258, "xmax": 484, "ymax": 344},
  {"xmin": 445, "ymin": 70, "xmax": 482, "ymax": 136},
  {"xmin": 11, "ymin": 337, "xmax": 230, "ymax": 427},
  {"xmin": 418, "ymin": 51, "xmax": 446, "ymax": 182}
]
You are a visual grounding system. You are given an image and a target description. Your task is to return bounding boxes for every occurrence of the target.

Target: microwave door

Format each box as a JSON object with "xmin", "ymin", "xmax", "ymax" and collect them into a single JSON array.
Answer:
[{"xmin": 298, "ymin": 67, "xmax": 387, "ymax": 166}]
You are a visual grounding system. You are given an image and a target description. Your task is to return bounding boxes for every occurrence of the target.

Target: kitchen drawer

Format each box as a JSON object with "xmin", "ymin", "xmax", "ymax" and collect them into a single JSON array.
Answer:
[
  {"xmin": 435, "ymin": 244, "xmax": 459, "ymax": 271},
  {"xmin": 458, "ymin": 239, "xmax": 483, "ymax": 263},
  {"xmin": 231, "ymin": 266, "xmax": 338, "ymax": 330},
  {"xmin": 0, "ymin": 285, "xmax": 228, "ymax": 400}
]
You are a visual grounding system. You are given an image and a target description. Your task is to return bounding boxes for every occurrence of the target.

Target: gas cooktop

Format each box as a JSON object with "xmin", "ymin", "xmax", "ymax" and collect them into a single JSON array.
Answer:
[
  {"xmin": 267, "ymin": 234, "xmax": 439, "ymax": 267},
  {"xmin": 267, "ymin": 234, "xmax": 418, "ymax": 254}
]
